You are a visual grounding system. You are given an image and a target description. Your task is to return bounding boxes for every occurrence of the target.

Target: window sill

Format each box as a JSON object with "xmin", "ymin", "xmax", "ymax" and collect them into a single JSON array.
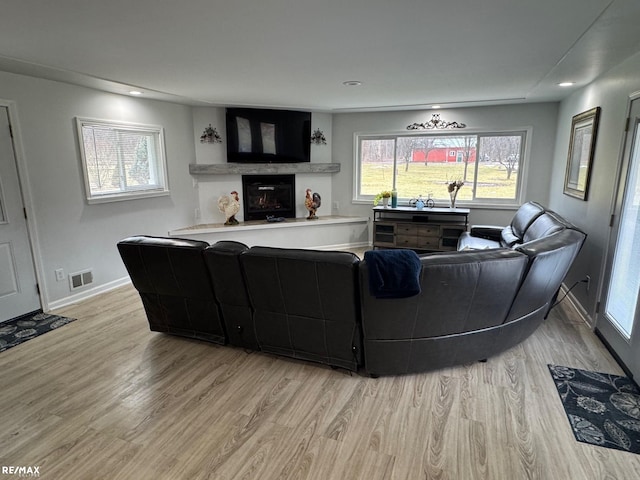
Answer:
[{"xmin": 86, "ymin": 189, "xmax": 170, "ymax": 204}]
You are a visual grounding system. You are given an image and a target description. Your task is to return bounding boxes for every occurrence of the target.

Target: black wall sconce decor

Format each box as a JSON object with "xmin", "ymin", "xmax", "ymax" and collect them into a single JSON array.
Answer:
[
  {"xmin": 310, "ymin": 128, "xmax": 327, "ymax": 145},
  {"xmin": 200, "ymin": 124, "xmax": 223, "ymax": 144}
]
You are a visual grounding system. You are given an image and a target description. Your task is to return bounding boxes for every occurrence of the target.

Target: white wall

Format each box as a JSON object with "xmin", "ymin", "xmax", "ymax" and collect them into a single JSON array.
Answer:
[
  {"xmin": 331, "ymin": 103, "xmax": 560, "ymax": 227},
  {"xmin": 549, "ymin": 51, "xmax": 640, "ymax": 324},
  {"xmin": 191, "ymin": 107, "xmax": 334, "ymax": 223},
  {"xmin": 0, "ymin": 71, "xmax": 198, "ymax": 308}
]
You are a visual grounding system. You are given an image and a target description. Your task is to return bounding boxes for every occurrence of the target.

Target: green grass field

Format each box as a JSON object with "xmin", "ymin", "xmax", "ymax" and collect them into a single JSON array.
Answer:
[{"xmin": 361, "ymin": 162, "xmax": 518, "ymax": 201}]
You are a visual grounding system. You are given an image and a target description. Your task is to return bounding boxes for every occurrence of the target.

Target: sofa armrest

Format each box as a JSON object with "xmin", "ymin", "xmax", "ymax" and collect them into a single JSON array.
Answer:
[
  {"xmin": 469, "ymin": 225, "xmax": 504, "ymax": 241},
  {"xmin": 507, "ymin": 229, "xmax": 586, "ymax": 322}
]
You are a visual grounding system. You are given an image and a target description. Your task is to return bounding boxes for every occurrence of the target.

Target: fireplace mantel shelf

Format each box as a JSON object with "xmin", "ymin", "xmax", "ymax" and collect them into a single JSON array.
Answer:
[{"xmin": 189, "ymin": 163, "xmax": 340, "ymax": 176}]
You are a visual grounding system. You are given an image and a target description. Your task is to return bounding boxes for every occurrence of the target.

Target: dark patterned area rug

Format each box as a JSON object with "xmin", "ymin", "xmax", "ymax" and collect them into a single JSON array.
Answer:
[
  {"xmin": 0, "ymin": 312, "xmax": 76, "ymax": 352},
  {"xmin": 549, "ymin": 364, "xmax": 640, "ymax": 454}
]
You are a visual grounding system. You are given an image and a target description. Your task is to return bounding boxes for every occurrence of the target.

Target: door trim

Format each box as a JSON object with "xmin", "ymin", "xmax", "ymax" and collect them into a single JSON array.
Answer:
[{"xmin": 0, "ymin": 99, "xmax": 46, "ymax": 311}]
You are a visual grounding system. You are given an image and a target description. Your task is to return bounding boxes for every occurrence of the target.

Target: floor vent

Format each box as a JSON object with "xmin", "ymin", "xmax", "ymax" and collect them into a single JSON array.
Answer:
[{"xmin": 69, "ymin": 269, "xmax": 93, "ymax": 290}]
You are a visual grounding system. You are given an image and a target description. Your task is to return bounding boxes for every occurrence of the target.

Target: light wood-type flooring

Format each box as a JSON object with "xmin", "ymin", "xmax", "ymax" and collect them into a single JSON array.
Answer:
[{"xmin": 2, "ymin": 284, "xmax": 640, "ymax": 479}]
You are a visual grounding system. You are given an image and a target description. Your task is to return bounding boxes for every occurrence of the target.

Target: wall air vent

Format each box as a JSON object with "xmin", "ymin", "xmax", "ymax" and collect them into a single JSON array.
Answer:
[{"xmin": 69, "ymin": 269, "xmax": 93, "ymax": 291}]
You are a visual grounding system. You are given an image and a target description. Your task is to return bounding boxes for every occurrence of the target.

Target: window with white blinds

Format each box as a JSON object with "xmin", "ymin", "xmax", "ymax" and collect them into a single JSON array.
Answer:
[{"xmin": 76, "ymin": 118, "xmax": 169, "ymax": 203}]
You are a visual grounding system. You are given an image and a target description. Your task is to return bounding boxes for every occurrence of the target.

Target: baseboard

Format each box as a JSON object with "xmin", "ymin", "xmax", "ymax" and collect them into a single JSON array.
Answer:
[
  {"xmin": 558, "ymin": 282, "xmax": 594, "ymax": 328},
  {"xmin": 47, "ymin": 276, "xmax": 131, "ymax": 311}
]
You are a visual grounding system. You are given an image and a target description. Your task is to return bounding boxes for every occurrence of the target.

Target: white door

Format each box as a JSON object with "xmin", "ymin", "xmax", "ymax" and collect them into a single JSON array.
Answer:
[
  {"xmin": 598, "ymin": 96, "xmax": 640, "ymax": 378},
  {"xmin": 0, "ymin": 106, "xmax": 40, "ymax": 322}
]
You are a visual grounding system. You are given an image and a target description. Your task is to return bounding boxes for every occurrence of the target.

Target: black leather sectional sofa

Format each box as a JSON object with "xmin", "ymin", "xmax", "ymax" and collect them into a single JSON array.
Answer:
[{"xmin": 118, "ymin": 202, "xmax": 585, "ymax": 376}]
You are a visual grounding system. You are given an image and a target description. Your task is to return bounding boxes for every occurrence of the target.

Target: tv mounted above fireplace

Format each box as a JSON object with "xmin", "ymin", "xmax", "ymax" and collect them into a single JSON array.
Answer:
[{"xmin": 226, "ymin": 108, "xmax": 311, "ymax": 163}]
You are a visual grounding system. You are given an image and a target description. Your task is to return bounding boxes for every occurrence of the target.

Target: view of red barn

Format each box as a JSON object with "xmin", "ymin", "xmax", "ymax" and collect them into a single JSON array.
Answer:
[{"xmin": 412, "ymin": 146, "xmax": 477, "ymax": 163}]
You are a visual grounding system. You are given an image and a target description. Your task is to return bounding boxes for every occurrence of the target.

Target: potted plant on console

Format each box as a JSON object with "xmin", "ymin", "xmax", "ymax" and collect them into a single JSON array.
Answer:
[{"xmin": 373, "ymin": 191, "xmax": 392, "ymax": 208}]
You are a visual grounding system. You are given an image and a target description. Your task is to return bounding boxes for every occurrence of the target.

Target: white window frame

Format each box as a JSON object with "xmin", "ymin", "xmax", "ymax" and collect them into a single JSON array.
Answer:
[
  {"xmin": 76, "ymin": 117, "xmax": 169, "ymax": 204},
  {"xmin": 353, "ymin": 127, "xmax": 531, "ymax": 208}
]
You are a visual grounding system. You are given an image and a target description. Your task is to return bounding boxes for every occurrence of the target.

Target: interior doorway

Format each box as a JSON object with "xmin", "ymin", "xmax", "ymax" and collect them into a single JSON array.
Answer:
[{"xmin": 0, "ymin": 104, "xmax": 41, "ymax": 322}]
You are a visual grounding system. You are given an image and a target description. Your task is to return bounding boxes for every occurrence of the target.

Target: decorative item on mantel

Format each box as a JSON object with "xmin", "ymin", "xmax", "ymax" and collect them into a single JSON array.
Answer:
[
  {"xmin": 305, "ymin": 188, "xmax": 322, "ymax": 220},
  {"xmin": 218, "ymin": 190, "xmax": 240, "ymax": 225},
  {"xmin": 200, "ymin": 124, "xmax": 223, "ymax": 144},
  {"xmin": 406, "ymin": 114, "xmax": 466, "ymax": 130},
  {"xmin": 310, "ymin": 128, "xmax": 327, "ymax": 145},
  {"xmin": 447, "ymin": 179, "xmax": 464, "ymax": 209}
]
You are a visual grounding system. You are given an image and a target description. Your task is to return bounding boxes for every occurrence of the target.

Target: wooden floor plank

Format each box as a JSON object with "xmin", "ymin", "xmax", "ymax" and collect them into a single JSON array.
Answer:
[{"xmin": 2, "ymin": 283, "xmax": 640, "ymax": 479}]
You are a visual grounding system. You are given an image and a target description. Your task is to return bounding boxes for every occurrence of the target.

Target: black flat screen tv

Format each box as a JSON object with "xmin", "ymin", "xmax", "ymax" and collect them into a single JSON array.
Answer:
[{"xmin": 226, "ymin": 108, "xmax": 311, "ymax": 163}]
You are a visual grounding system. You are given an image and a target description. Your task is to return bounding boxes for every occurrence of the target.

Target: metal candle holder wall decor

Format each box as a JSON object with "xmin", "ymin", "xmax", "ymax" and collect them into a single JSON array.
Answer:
[
  {"xmin": 310, "ymin": 128, "xmax": 327, "ymax": 145},
  {"xmin": 200, "ymin": 124, "xmax": 223, "ymax": 144}
]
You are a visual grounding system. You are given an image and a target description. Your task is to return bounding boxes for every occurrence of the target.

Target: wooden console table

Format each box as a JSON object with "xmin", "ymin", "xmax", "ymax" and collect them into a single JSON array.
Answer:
[{"xmin": 372, "ymin": 206, "xmax": 470, "ymax": 252}]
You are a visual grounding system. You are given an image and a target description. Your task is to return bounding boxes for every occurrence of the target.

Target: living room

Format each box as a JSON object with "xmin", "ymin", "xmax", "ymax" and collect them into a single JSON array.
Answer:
[{"xmin": 2, "ymin": 0, "xmax": 640, "ymax": 477}]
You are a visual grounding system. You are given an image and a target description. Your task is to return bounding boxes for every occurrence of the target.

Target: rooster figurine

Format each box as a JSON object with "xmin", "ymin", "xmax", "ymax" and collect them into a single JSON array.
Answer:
[
  {"xmin": 218, "ymin": 190, "xmax": 240, "ymax": 225},
  {"xmin": 304, "ymin": 188, "xmax": 321, "ymax": 220}
]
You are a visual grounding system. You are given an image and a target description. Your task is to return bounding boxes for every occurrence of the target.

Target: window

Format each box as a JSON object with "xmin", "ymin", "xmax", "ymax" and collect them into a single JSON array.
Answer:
[
  {"xmin": 76, "ymin": 117, "xmax": 169, "ymax": 203},
  {"xmin": 355, "ymin": 130, "xmax": 527, "ymax": 206}
]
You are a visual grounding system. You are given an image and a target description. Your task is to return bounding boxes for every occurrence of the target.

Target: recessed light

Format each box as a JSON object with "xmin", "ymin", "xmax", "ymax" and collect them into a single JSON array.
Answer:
[
  {"xmin": 342, "ymin": 80, "xmax": 362, "ymax": 87},
  {"xmin": 129, "ymin": 90, "xmax": 143, "ymax": 95},
  {"xmin": 558, "ymin": 82, "xmax": 575, "ymax": 87},
  {"xmin": 431, "ymin": 105, "xmax": 441, "ymax": 109}
]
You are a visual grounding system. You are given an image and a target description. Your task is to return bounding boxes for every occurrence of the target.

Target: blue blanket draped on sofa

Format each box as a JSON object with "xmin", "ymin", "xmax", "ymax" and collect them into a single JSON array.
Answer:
[{"xmin": 364, "ymin": 249, "xmax": 422, "ymax": 299}]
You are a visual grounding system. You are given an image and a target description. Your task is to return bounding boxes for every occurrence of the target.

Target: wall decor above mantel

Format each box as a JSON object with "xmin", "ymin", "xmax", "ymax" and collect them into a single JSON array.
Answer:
[
  {"xmin": 310, "ymin": 128, "xmax": 327, "ymax": 145},
  {"xmin": 189, "ymin": 162, "xmax": 340, "ymax": 176},
  {"xmin": 200, "ymin": 124, "xmax": 223, "ymax": 143}
]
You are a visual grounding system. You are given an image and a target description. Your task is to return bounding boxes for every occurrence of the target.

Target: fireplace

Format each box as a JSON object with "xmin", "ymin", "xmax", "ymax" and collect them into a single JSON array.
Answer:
[{"xmin": 242, "ymin": 174, "xmax": 296, "ymax": 221}]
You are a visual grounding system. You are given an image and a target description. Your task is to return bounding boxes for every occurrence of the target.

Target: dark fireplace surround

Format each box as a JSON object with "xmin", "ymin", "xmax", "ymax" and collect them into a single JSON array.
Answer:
[{"xmin": 242, "ymin": 174, "xmax": 296, "ymax": 221}]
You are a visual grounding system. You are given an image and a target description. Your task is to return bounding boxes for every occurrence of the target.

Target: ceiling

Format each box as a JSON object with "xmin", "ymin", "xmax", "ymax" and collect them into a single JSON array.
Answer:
[{"xmin": 1, "ymin": 0, "xmax": 640, "ymax": 112}]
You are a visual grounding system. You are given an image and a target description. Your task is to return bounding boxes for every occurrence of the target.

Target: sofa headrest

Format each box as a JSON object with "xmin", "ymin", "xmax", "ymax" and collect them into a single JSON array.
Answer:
[
  {"xmin": 205, "ymin": 240, "xmax": 249, "ymax": 255},
  {"xmin": 516, "ymin": 227, "xmax": 586, "ymax": 256},
  {"xmin": 510, "ymin": 201, "xmax": 545, "ymax": 239},
  {"xmin": 522, "ymin": 212, "xmax": 567, "ymax": 244},
  {"xmin": 543, "ymin": 209, "xmax": 583, "ymax": 232}
]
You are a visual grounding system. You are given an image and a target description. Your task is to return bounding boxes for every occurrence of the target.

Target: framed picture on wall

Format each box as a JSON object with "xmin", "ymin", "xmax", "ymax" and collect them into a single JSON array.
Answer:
[{"xmin": 563, "ymin": 106, "xmax": 601, "ymax": 200}]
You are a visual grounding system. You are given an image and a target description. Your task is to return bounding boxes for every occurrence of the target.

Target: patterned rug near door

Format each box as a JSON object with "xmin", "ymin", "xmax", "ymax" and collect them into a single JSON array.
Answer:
[
  {"xmin": 0, "ymin": 312, "xmax": 76, "ymax": 352},
  {"xmin": 549, "ymin": 364, "xmax": 640, "ymax": 454}
]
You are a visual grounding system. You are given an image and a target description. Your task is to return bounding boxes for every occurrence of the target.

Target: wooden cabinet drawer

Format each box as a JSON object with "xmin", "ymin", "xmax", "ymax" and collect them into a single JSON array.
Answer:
[
  {"xmin": 417, "ymin": 225, "xmax": 440, "ymax": 237},
  {"xmin": 374, "ymin": 233, "xmax": 395, "ymax": 246},
  {"xmin": 416, "ymin": 236, "xmax": 440, "ymax": 248},
  {"xmin": 396, "ymin": 224, "xmax": 418, "ymax": 236},
  {"xmin": 396, "ymin": 234, "xmax": 418, "ymax": 247}
]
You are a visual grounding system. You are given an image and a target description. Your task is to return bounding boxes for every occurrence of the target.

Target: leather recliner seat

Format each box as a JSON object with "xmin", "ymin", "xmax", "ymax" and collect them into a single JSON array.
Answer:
[
  {"xmin": 117, "ymin": 236, "xmax": 227, "ymax": 344},
  {"xmin": 240, "ymin": 246, "xmax": 363, "ymax": 371}
]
